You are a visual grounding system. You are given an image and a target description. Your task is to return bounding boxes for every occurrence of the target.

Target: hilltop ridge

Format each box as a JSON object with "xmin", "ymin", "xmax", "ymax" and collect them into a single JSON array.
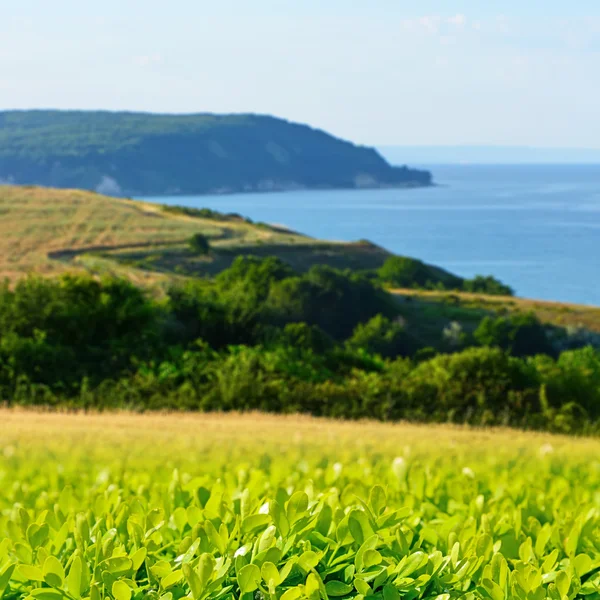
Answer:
[{"xmin": 0, "ymin": 110, "xmax": 432, "ymax": 196}]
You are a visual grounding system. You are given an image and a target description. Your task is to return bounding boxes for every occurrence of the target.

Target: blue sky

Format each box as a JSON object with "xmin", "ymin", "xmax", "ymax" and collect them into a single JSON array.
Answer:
[{"xmin": 1, "ymin": 1, "xmax": 599, "ymax": 147}]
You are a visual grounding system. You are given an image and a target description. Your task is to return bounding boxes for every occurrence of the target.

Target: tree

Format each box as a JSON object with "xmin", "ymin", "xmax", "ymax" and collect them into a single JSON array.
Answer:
[
  {"xmin": 189, "ymin": 233, "xmax": 210, "ymax": 255},
  {"xmin": 463, "ymin": 275, "xmax": 513, "ymax": 296},
  {"xmin": 474, "ymin": 312, "xmax": 554, "ymax": 357},
  {"xmin": 377, "ymin": 256, "xmax": 432, "ymax": 288},
  {"xmin": 266, "ymin": 266, "xmax": 398, "ymax": 340}
]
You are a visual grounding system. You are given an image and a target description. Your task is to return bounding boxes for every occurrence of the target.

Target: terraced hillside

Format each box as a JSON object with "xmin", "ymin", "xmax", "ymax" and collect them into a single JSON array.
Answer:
[{"xmin": 0, "ymin": 186, "xmax": 392, "ymax": 284}]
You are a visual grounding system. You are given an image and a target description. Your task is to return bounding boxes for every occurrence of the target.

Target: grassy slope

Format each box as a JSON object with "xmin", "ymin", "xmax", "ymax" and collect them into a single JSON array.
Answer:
[
  {"xmin": 391, "ymin": 288, "xmax": 600, "ymax": 338},
  {"xmin": 0, "ymin": 185, "xmax": 391, "ymax": 284}
]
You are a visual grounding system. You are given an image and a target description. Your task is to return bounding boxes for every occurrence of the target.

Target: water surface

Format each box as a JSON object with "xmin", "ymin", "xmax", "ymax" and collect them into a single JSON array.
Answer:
[{"xmin": 141, "ymin": 164, "xmax": 600, "ymax": 306}]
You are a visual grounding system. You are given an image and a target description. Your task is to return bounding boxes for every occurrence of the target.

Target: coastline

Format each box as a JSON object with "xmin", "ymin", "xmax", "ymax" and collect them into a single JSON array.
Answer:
[{"xmin": 129, "ymin": 179, "xmax": 436, "ymax": 200}]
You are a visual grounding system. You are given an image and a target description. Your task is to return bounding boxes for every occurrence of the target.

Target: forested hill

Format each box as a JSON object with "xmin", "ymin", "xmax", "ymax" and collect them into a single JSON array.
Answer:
[{"xmin": 0, "ymin": 110, "xmax": 432, "ymax": 196}]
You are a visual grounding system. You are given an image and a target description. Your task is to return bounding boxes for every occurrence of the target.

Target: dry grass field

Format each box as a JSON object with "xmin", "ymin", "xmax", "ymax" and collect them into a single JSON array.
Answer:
[
  {"xmin": 1, "ymin": 408, "xmax": 596, "ymax": 467},
  {"xmin": 0, "ymin": 185, "xmax": 390, "ymax": 283}
]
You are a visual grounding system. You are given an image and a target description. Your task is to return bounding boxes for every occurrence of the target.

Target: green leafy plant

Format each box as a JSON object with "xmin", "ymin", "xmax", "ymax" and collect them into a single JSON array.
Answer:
[{"xmin": 0, "ymin": 411, "xmax": 599, "ymax": 600}]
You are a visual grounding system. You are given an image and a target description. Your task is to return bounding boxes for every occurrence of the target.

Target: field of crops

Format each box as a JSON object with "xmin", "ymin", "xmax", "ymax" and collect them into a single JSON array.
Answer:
[{"xmin": 0, "ymin": 411, "xmax": 599, "ymax": 600}]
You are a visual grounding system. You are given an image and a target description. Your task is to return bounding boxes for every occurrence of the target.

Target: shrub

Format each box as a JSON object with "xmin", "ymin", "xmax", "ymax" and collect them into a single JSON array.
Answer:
[
  {"xmin": 405, "ymin": 346, "xmax": 540, "ymax": 423},
  {"xmin": 272, "ymin": 322, "xmax": 334, "ymax": 354},
  {"xmin": 463, "ymin": 275, "xmax": 514, "ymax": 296},
  {"xmin": 377, "ymin": 256, "xmax": 434, "ymax": 288},
  {"xmin": 188, "ymin": 233, "xmax": 210, "ymax": 255},
  {"xmin": 267, "ymin": 266, "xmax": 397, "ymax": 339},
  {"xmin": 474, "ymin": 312, "xmax": 554, "ymax": 357},
  {"xmin": 346, "ymin": 314, "xmax": 419, "ymax": 358}
]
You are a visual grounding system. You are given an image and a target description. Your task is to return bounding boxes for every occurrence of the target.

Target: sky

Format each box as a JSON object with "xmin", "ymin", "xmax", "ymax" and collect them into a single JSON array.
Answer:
[{"xmin": 1, "ymin": 1, "xmax": 600, "ymax": 147}]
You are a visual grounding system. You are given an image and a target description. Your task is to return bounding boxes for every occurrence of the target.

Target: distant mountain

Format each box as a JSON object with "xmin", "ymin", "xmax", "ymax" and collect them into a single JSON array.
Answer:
[
  {"xmin": 0, "ymin": 111, "xmax": 432, "ymax": 196},
  {"xmin": 379, "ymin": 145, "xmax": 600, "ymax": 165}
]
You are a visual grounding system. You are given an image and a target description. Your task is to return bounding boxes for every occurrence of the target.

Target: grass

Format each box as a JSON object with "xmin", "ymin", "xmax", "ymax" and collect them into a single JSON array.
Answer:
[
  {"xmin": 0, "ymin": 185, "xmax": 391, "ymax": 283},
  {"xmin": 0, "ymin": 410, "xmax": 598, "ymax": 599},
  {"xmin": 392, "ymin": 288, "xmax": 600, "ymax": 339}
]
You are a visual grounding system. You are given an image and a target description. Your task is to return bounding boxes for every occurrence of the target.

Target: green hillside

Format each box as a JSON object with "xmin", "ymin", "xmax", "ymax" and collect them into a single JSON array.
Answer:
[{"xmin": 0, "ymin": 111, "xmax": 432, "ymax": 196}]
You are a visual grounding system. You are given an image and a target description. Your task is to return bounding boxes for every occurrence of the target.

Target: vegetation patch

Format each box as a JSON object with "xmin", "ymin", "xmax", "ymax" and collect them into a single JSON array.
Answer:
[{"xmin": 0, "ymin": 411, "xmax": 598, "ymax": 600}]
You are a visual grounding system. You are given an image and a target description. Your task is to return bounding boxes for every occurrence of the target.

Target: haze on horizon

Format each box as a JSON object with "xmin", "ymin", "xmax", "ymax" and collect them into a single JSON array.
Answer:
[{"xmin": 1, "ymin": 0, "xmax": 600, "ymax": 150}]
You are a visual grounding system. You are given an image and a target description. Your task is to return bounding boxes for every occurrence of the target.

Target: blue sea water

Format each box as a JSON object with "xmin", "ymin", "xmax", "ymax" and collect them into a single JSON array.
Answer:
[{"xmin": 141, "ymin": 164, "xmax": 600, "ymax": 306}]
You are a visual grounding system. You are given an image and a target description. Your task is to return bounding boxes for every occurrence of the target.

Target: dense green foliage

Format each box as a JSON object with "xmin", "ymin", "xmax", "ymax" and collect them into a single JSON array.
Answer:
[
  {"xmin": 189, "ymin": 234, "xmax": 211, "ymax": 256},
  {"xmin": 0, "ymin": 257, "xmax": 598, "ymax": 432},
  {"xmin": 474, "ymin": 314, "xmax": 554, "ymax": 358},
  {"xmin": 0, "ymin": 111, "xmax": 432, "ymax": 195},
  {"xmin": 377, "ymin": 257, "xmax": 462, "ymax": 290},
  {"xmin": 2, "ymin": 409, "xmax": 600, "ymax": 600},
  {"xmin": 375, "ymin": 256, "xmax": 514, "ymax": 296},
  {"xmin": 462, "ymin": 275, "xmax": 513, "ymax": 296}
]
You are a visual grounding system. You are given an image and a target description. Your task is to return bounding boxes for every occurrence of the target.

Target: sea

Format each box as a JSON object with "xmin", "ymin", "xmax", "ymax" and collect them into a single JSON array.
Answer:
[{"xmin": 140, "ymin": 164, "xmax": 600, "ymax": 306}]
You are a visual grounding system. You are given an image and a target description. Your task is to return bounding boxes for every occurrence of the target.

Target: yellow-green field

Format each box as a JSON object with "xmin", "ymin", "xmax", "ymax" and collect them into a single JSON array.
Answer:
[
  {"xmin": 0, "ymin": 186, "xmax": 389, "ymax": 285},
  {"xmin": 0, "ymin": 411, "xmax": 599, "ymax": 599}
]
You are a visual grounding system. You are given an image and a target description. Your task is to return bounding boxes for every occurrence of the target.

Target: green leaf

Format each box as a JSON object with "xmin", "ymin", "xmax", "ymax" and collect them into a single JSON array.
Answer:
[
  {"xmin": 181, "ymin": 538, "xmax": 200, "ymax": 564},
  {"xmin": 19, "ymin": 564, "xmax": 45, "ymax": 582},
  {"xmin": 368, "ymin": 486, "xmax": 387, "ymax": 516},
  {"xmin": 535, "ymin": 526, "xmax": 552, "ymax": 557},
  {"xmin": 348, "ymin": 510, "xmax": 375, "ymax": 545},
  {"xmin": 573, "ymin": 554, "xmax": 593, "ymax": 576},
  {"xmin": 197, "ymin": 553, "xmax": 216, "ymax": 589},
  {"xmin": 241, "ymin": 514, "xmax": 271, "ymax": 535},
  {"xmin": 482, "ymin": 578, "xmax": 505, "ymax": 600},
  {"xmin": 151, "ymin": 561, "xmax": 172, "ymax": 580},
  {"xmin": 287, "ymin": 492, "xmax": 309, "ymax": 523},
  {"xmin": 27, "ymin": 523, "xmax": 50, "ymax": 549},
  {"xmin": 238, "ymin": 564, "xmax": 261, "ymax": 594},
  {"xmin": 66, "ymin": 556, "xmax": 82, "ymax": 599},
  {"xmin": 182, "ymin": 563, "xmax": 203, "ymax": 600},
  {"xmin": 355, "ymin": 535, "xmax": 379, "ymax": 572},
  {"xmin": 281, "ymin": 587, "xmax": 303, "ymax": 600},
  {"xmin": 172, "ymin": 507, "xmax": 188, "ymax": 533},
  {"xmin": 542, "ymin": 549, "xmax": 559, "ymax": 574},
  {"xmin": 298, "ymin": 551, "xmax": 320, "ymax": 572},
  {"xmin": 270, "ymin": 501, "xmax": 290, "ymax": 537},
  {"xmin": 205, "ymin": 520, "xmax": 226, "ymax": 554},
  {"xmin": 395, "ymin": 551, "xmax": 428, "ymax": 579},
  {"xmin": 325, "ymin": 581, "xmax": 353, "ymax": 597},
  {"xmin": 130, "ymin": 548, "xmax": 147, "ymax": 572},
  {"xmin": 261, "ymin": 562, "xmax": 280, "ymax": 587},
  {"xmin": 362, "ymin": 549, "xmax": 382, "ymax": 569},
  {"xmin": 112, "ymin": 581, "xmax": 132, "ymax": 600},
  {"xmin": 305, "ymin": 573, "xmax": 322, "ymax": 600},
  {"xmin": 103, "ymin": 557, "xmax": 133, "ymax": 577},
  {"xmin": 382, "ymin": 583, "xmax": 400, "ymax": 600},
  {"xmin": 279, "ymin": 557, "xmax": 297, "ymax": 584},
  {"xmin": 354, "ymin": 578, "xmax": 372, "ymax": 596},
  {"xmin": 555, "ymin": 571, "xmax": 570, "ymax": 598},
  {"xmin": 30, "ymin": 590, "xmax": 64, "ymax": 600},
  {"xmin": 0, "ymin": 563, "xmax": 15, "ymax": 597},
  {"xmin": 43, "ymin": 556, "xmax": 65, "ymax": 588},
  {"xmin": 161, "ymin": 570, "xmax": 183, "ymax": 590}
]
